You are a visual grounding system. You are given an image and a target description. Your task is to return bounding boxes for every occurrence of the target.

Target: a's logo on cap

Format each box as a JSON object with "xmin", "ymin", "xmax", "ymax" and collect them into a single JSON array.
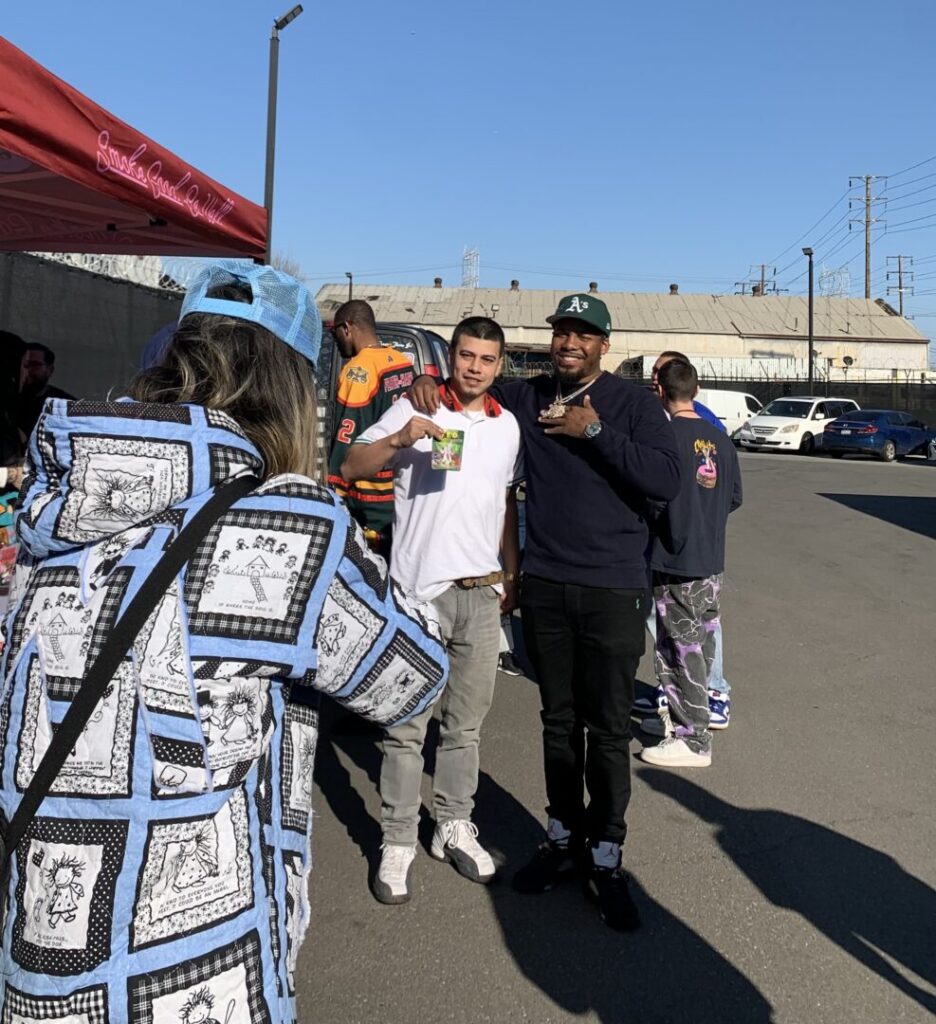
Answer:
[{"xmin": 565, "ymin": 296, "xmax": 588, "ymax": 313}]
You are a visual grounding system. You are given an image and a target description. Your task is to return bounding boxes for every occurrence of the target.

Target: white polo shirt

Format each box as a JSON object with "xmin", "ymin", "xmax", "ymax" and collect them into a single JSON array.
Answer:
[{"xmin": 355, "ymin": 390, "xmax": 522, "ymax": 601}]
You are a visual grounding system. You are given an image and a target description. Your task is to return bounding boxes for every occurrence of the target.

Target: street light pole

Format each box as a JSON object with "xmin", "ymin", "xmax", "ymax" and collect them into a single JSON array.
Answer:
[
  {"xmin": 263, "ymin": 5, "xmax": 304, "ymax": 264},
  {"xmin": 803, "ymin": 247, "xmax": 814, "ymax": 393},
  {"xmin": 345, "ymin": 271, "xmax": 353, "ymax": 301}
]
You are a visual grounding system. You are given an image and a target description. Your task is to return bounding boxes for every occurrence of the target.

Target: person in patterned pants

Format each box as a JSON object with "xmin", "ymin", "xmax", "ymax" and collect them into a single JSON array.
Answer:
[{"xmin": 640, "ymin": 359, "xmax": 742, "ymax": 768}]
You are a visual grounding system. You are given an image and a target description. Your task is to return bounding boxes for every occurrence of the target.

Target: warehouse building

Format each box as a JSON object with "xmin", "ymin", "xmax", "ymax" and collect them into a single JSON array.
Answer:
[{"xmin": 315, "ymin": 280, "xmax": 930, "ymax": 381}]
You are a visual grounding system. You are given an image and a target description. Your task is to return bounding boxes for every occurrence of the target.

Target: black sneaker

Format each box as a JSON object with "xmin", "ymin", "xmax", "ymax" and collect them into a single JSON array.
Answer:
[
  {"xmin": 512, "ymin": 839, "xmax": 577, "ymax": 894},
  {"xmin": 585, "ymin": 866, "xmax": 641, "ymax": 932},
  {"xmin": 498, "ymin": 652, "xmax": 522, "ymax": 677}
]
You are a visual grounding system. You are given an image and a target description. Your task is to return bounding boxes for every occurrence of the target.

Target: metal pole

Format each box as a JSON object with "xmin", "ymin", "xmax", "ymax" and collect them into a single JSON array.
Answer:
[
  {"xmin": 345, "ymin": 271, "xmax": 353, "ymax": 301},
  {"xmin": 263, "ymin": 27, "xmax": 280, "ymax": 264},
  {"xmin": 262, "ymin": 7, "xmax": 304, "ymax": 265},
  {"xmin": 803, "ymin": 248, "xmax": 814, "ymax": 392},
  {"xmin": 897, "ymin": 255, "xmax": 904, "ymax": 316},
  {"xmin": 864, "ymin": 175, "xmax": 872, "ymax": 299}
]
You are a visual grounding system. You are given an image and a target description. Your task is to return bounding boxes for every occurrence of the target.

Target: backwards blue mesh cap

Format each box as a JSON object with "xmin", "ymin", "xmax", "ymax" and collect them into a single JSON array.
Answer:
[{"xmin": 180, "ymin": 260, "xmax": 321, "ymax": 366}]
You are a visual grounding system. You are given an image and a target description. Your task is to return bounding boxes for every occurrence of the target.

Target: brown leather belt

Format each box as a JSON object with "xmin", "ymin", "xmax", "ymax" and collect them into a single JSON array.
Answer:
[{"xmin": 454, "ymin": 571, "xmax": 503, "ymax": 589}]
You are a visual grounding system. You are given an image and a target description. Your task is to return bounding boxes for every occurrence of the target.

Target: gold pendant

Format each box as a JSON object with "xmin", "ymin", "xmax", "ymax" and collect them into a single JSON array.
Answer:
[{"xmin": 543, "ymin": 400, "xmax": 566, "ymax": 419}]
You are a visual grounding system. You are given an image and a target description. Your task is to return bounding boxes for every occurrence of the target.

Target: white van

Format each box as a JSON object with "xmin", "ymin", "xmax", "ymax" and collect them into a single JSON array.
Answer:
[
  {"xmin": 695, "ymin": 389, "xmax": 763, "ymax": 436},
  {"xmin": 737, "ymin": 396, "xmax": 860, "ymax": 454}
]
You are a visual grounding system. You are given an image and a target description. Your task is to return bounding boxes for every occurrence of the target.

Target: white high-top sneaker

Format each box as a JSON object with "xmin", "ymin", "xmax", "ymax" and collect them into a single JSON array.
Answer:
[
  {"xmin": 371, "ymin": 843, "xmax": 417, "ymax": 904},
  {"xmin": 430, "ymin": 819, "xmax": 496, "ymax": 883}
]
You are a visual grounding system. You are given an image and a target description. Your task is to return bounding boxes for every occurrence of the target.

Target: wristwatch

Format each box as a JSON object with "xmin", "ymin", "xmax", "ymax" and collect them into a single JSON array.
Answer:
[{"xmin": 583, "ymin": 420, "xmax": 602, "ymax": 440}]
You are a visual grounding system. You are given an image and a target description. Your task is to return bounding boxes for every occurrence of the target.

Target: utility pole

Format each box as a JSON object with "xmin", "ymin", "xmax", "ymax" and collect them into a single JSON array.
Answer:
[
  {"xmin": 864, "ymin": 176, "xmax": 871, "ymax": 299},
  {"xmin": 849, "ymin": 174, "xmax": 886, "ymax": 299},
  {"xmin": 886, "ymin": 255, "xmax": 914, "ymax": 316},
  {"xmin": 738, "ymin": 264, "xmax": 780, "ymax": 296},
  {"xmin": 803, "ymin": 248, "xmax": 815, "ymax": 392}
]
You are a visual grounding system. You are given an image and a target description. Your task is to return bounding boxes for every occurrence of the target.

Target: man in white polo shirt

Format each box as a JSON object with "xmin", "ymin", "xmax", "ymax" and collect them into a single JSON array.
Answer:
[{"xmin": 341, "ymin": 316, "xmax": 522, "ymax": 904}]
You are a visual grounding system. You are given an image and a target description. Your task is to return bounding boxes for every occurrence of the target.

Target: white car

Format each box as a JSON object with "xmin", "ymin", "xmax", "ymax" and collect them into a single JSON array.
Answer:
[
  {"xmin": 696, "ymin": 388, "xmax": 763, "ymax": 436},
  {"xmin": 737, "ymin": 396, "xmax": 860, "ymax": 455}
]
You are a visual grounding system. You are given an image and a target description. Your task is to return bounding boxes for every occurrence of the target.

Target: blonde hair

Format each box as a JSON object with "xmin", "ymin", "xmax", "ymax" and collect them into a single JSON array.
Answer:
[{"xmin": 130, "ymin": 311, "xmax": 318, "ymax": 480}]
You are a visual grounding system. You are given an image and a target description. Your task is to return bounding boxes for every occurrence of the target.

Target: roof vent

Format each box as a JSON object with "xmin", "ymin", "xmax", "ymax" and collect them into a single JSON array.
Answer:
[
  {"xmin": 433, "ymin": 277, "xmax": 443, "ymax": 288},
  {"xmin": 510, "ymin": 279, "xmax": 520, "ymax": 291},
  {"xmin": 588, "ymin": 281, "xmax": 599, "ymax": 293},
  {"xmin": 669, "ymin": 283, "xmax": 679, "ymax": 295}
]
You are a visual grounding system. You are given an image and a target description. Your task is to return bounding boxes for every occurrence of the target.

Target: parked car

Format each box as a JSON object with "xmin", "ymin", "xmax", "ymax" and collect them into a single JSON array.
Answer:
[
  {"xmin": 737, "ymin": 396, "xmax": 860, "ymax": 454},
  {"xmin": 696, "ymin": 388, "xmax": 763, "ymax": 436},
  {"xmin": 315, "ymin": 321, "xmax": 452, "ymax": 475},
  {"xmin": 823, "ymin": 409, "xmax": 935, "ymax": 462}
]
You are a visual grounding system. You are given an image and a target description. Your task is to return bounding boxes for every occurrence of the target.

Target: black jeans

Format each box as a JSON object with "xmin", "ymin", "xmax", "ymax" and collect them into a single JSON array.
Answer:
[{"xmin": 521, "ymin": 575, "xmax": 647, "ymax": 846}]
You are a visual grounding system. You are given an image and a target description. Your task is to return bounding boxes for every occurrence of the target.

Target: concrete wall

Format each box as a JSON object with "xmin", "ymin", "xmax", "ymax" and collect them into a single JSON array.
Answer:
[{"xmin": 0, "ymin": 253, "xmax": 183, "ymax": 399}]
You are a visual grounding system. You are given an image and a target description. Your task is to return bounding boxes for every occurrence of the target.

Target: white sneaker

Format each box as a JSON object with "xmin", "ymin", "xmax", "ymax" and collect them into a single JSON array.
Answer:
[
  {"xmin": 430, "ymin": 819, "xmax": 496, "ymax": 883},
  {"xmin": 372, "ymin": 843, "xmax": 416, "ymax": 904},
  {"xmin": 639, "ymin": 736, "xmax": 711, "ymax": 768}
]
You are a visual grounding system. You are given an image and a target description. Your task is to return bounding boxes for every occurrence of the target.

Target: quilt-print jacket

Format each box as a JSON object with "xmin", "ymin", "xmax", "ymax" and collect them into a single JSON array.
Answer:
[{"xmin": 0, "ymin": 398, "xmax": 447, "ymax": 1024}]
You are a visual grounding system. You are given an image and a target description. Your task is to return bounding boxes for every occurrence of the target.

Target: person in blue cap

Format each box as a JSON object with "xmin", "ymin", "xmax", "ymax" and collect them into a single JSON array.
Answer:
[{"xmin": 0, "ymin": 261, "xmax": 447, "ymax": 1023}]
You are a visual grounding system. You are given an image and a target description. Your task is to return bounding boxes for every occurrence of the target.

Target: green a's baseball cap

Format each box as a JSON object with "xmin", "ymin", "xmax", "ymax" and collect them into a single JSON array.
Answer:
[{"xmin": 546, "ymin": 293, "xmax": 612, "ymax": 335}]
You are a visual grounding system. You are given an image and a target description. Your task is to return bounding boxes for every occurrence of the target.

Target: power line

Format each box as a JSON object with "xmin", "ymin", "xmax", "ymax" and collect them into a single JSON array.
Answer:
[
  {"xmin": 880, "ymin": 174, "xmax": 933, "ymax": 203},
  {"xmin": 766, "ymin": 188, "xmax": 852, "ymax": 265},
  {"xmin": 303, "ymin": 261, "xmax": 461, "ymax": 281},
  {"xmin": 887, "ymin": 170, "xmax": 936, "ymax": 192},
  {"xmin": 781, "ymin": 236, "xmax": 865, "ymax": 289},
  {"xmin": 886, "ymin": 210, "xmax": 936, "ymax": 230},
  {"xmin": 886, "ymin": 222, "xmax": 936, "ymax": 237},
  {"xmin": 887, "ymin": 154, "xmax": 936, "ymax": 181},
  {"xmin": 885, "ymin": 192, "xmax": 936, "ymax": 215},
  {"xmin": 774, "ymin": 221, "xmax": 852, "ymax": 278}
]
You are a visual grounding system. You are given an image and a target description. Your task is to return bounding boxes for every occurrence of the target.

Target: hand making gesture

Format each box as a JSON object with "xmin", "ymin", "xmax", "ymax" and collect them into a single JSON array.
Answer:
[{"xmin": 538, "ymin": 394, "xmax": 600, "ymax": 438}]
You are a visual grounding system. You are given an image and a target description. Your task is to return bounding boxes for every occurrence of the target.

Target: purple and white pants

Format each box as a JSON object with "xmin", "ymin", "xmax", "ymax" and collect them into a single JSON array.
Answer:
[{"xmin": 652, "ymin": 572, "xmax": 722, "ymax": 754}]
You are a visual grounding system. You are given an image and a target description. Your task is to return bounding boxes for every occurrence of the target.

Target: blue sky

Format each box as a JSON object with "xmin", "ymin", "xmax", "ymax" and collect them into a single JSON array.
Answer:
[{"xmin": 4, "ymin": 0, "xmax": 936, "ymax": 347}]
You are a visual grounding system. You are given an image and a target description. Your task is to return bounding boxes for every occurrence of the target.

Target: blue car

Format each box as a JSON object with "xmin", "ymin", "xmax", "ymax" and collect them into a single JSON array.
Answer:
[{"xmin": 823, "ymin": 409, "xmax": 935, "ymax": 462}]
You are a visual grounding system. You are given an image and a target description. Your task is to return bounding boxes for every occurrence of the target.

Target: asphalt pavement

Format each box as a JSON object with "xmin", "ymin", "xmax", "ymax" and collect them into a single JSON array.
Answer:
[{"xmin": 301, "ymin": 451, "xmax": 936, "ymax": 1024}]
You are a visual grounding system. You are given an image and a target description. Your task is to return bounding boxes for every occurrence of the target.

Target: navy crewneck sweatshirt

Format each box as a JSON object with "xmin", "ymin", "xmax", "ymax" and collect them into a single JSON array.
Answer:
[
  {"xmin": 494, "ymin": 374, "xmax": 682, "ymax": 589},
  {"xmin": 649, "ymin": 417, "xmax": 743, "ymax": 578}
]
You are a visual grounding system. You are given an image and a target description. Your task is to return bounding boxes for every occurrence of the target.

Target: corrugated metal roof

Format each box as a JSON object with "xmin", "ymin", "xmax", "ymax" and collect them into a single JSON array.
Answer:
[{"xmin": 315, "ymin": 284, "xmax": 928, "ymax": 343}]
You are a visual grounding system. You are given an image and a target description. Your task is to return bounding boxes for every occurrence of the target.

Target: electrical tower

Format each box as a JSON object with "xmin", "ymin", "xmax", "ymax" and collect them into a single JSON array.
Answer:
[
  {"xmin": 462, "ymin": 246, "xmax": 480, "ymax": 289},
  {"xmin": 848, "ymin": 175, "xmax": 887, "ymax": 299},
  {"xmin": 886, "ymin": 255, "xmax": 914, "ymax": 316},
  {"xmin": 818, "ymin": 264, "xmax": 850, "ymax": 298}
]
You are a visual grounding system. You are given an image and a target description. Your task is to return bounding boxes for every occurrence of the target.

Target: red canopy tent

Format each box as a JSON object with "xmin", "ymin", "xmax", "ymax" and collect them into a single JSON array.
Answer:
[{"xmin": 0, "ymin": 37, "xmax": 267, "ymax": 259}]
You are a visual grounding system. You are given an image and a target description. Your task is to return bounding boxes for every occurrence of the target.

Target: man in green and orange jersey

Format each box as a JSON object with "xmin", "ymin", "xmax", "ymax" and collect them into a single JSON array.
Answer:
[{"xmin": 327, "ymin": 300, "xmax": 414, "ymax": 555}]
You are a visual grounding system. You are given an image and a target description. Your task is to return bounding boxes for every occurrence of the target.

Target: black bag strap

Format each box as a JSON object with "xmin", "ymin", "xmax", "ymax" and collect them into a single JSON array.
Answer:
[{"xmin": 1, "ymin": 473, "xmax": 259, "ymax": 865}]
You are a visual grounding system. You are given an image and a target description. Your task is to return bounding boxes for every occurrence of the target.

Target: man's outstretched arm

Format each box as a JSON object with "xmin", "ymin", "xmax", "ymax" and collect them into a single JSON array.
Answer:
[{"xmin": 341, "ymin": 415, "xmax": 445, "ymax": 482}]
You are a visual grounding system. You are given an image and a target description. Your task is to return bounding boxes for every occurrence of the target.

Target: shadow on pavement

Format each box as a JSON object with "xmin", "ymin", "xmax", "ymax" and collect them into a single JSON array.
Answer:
[
  {"xmin": 818, "ymin": 492, "xmax": 936, "ymax": 540},
  {"xmin": 474, "ymin": 770, "xmax": 775, "ymax": 1024},
  {"xmin": 315, "ymin": 702, "xmax": 775, "ymax": 1024},
  {"xmin": 638, "ymin": 770, "xmax": 936, "ymax": 1016}
]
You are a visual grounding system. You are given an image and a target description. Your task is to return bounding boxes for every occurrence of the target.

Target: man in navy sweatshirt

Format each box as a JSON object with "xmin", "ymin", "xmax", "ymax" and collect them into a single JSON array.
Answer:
[
  {"xmin": 409, "ymin": 294, "xmax": 681, "ymax": 931},
  {"xmin": 639, "ymin": 358, "xmax": 742, "ymax": 767}
]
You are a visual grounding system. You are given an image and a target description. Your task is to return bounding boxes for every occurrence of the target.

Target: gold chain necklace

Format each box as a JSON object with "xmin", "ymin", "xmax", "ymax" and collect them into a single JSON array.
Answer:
[{"xmin": 542, "ymin": 373, "xmax": 603, "ymax": 420}]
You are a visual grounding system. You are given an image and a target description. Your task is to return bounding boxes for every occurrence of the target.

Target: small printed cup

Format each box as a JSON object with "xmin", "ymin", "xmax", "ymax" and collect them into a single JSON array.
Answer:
[{"xmin": 431, "ymin": 430, "xmax": 465, "ymax": 471}]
